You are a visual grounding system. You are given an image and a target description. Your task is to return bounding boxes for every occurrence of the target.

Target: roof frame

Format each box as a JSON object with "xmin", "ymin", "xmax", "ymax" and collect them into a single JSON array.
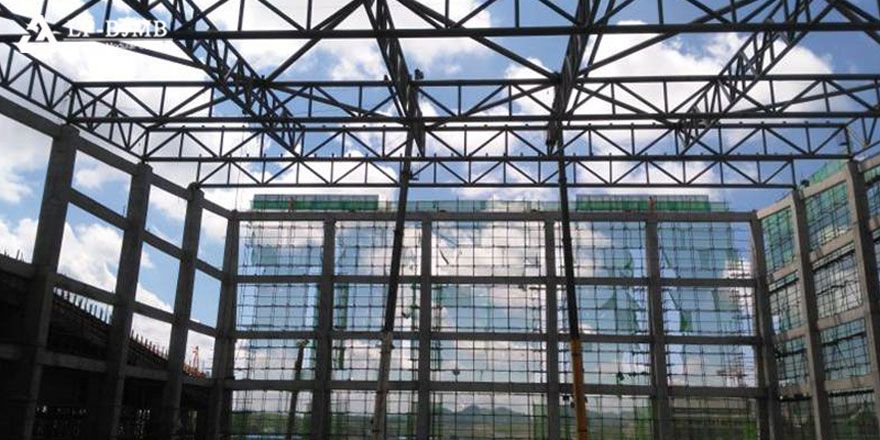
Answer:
[{"xmin": 0, "ymin": 0, "xmax": 877, "ymax": 189}]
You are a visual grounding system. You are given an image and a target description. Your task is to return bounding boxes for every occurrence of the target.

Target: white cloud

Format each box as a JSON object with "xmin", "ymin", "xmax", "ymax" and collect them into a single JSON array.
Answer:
[
  {"xmin": 0, "ymin": 118, "xmax": 51, "ymax": 203},
  {"xmin": 73, "ymin": 154, "xmax": 131, "ymax": 190},
  {"xmin": 58, "ymin": 221, "xmax": 123, "ymax": 291},
  {"xmin": 195, "ymin": 0, "xmax": 491, "ymax": 79},
  {"xmin": 0, "ymin": 216, "xmax": 38, "ymax": 259},
  {"xmin": 490, "ymin": 25, "xmax": 836, "ymax": 200},
  {"xmin": 0, "ymin": 0, "xmax": 95, "ymax": 34}
]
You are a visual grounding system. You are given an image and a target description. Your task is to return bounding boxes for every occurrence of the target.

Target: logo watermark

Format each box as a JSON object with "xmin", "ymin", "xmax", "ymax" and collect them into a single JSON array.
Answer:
[{"xmin": 17, "ymin": 15, "xmax": 168, "ymax": 54}]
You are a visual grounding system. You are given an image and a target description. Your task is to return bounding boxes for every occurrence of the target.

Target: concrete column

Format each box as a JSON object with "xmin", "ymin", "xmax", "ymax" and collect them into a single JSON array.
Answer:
[
  {"xmin": 207, "ymin": 213, "xmax": 239, "ymax": 440},
  {"xmin": 310, "ymin": 221, "xmax": 336, "ymax": 440},
  {"xmin": 750, "ymin": 215, "xmax": 783, "ymax": 440},
  {"xmin": 90, "ymin": 163, "xmax": 152, "ymax": 440},
  {"xmin": 645, "ymin": 217, "xmax": 671, "ymax": 439},
  {"xmin": 158, "ymin": 185, "xmax": 204, "ymax": 439},
  {"xmin": 416, "ymin": 221, "xmax": 433, "ymax": 440},
  {"xmin": 843, "ymin": 161, "xmax": 880, "ymax": 425},
  {"xmin": 4, "ymin": 125, "xmax": 78, "ymax": 440},
  {"xmin": 544, "ymin": 221, "xmax": 561, "ymax": 440},
  {"xmin": 790, "ymin": 191, "xmax": 832, "ymax": 440}
]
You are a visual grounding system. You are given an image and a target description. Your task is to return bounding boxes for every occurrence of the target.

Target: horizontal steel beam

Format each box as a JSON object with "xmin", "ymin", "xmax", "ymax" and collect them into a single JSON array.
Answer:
[
  {"xmin": 4, "ymin": 22, "xmax": 880, "ymax": 43},
  {"xmin": 69, "ymin": 111, "xmax": 880, "ymax": 125}
]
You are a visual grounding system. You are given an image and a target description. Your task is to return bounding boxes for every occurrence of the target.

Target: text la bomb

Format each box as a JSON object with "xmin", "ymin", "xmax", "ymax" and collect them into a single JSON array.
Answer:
[{"xmin": 68, "ymin": 19, "xmax": 168, "ymax": 38}]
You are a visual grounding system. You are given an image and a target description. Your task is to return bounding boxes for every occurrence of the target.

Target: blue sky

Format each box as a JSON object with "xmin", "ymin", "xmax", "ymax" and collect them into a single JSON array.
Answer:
[{"xmin": 0, "ymin": 0, "xmax": 878, "ymax": 368}]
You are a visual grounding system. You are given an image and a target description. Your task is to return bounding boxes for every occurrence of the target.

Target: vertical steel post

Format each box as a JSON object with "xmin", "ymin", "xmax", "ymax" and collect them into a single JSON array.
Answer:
[
  {"xmin": 555, "ymin": 148, "xmax": 590, "ymax": 439},
  {"xmin": 645, "ymin": 214, "xmax": 671, "ymax": 439},
  {"xmin": 790, "ymin": 192, "xmax": 832, "ymax": 440},
  {"xmin": 310, "ymin": 220, "xmax": 336, "ymax": 439},
  {"xmin": 750, "ymin": 215, "xmax": 783, "ymax": 440},
  {"xmin": 285, "ymin": 341, "xmax": 308, "ymax": 440},
  {"xmin": 159, "ymin": 185, "xmax": 204, "ymax": 439},
  {"xmin": 416, "ymin": 221, "xmax": 433, "ymax": 440},
  {"xmin": 843, "ymin": 161, "xmax": 880, "ymax": 424},
  {"xmin": 361, "ymin": 3, "xmax": 426, "ymax": 436},
  {"xmin": 547, "ymin": 2, "xmax": 595, "ymax": 436},
  {"xmin": 90, "ymin": 163, "xmax": 152, "ymax": 440},
  {"xmin": 4, "ymin": 125, "xmax": 78, "ymax": 440},
  {"xmin": 207, "ymin": 213, "xmax": 239, "ymax": 439},
  {"xmin": 544, "ymin": 221, "xmax": 561, "ymax": 440}
]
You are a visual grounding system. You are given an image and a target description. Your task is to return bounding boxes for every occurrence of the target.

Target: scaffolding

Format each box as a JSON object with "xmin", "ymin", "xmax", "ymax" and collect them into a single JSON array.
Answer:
[{"xmin": 227, "ymin": 194, "xmax": 766, "ymax": 439}]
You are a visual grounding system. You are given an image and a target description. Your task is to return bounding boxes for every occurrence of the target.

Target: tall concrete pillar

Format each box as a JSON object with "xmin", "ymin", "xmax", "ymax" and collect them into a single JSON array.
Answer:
[
  {"xmin": 843, "ymin": 161, "xmax": 880, "ymax": 425},
  {"xmin": 207, "ymin": 213, "xmax": 239, "ymax": 439},
  {"xmin": 416, "ymin": 221, "xmax": 433, "ymax": 440},
  {"xmin": 750, "ymin": 215, "xmax": 783, "ymax": 440},
  {"xmin": 790, "ymin": 191, "xmax": 832, "ymax": 440},
  {"xmin": 158, "ymin": 185, "xmax": 204, "ymax": 439},
  {"xmin": 645, "ymin": 217, "xmax": 671, "ymax": 439},
  {"xmin": 89, "ymin": 163, "xmax": 152, "ymax": 440},
  {"xmin": 4, "ymin": 125, "xmax": 78, "ymax": 440},
  {"xmin": 310, "ymin": 221, "xmax": 336, "ymax": 440},
  {"xmin": 543, "ymin": 221, "xmax": 561, "ymax": 440}
]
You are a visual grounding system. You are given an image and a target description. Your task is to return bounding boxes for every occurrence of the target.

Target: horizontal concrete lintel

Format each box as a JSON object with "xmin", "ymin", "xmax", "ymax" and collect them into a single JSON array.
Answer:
[
  {"xmin": 816, "ymin": 307, "xmax": 865, "ymax": 330},
  {"xmin": 773, "ymin": 326, "xmax": 807, "ymax": 343},
  {"xmin": 39, "ymin": 351, "xmax": 106, "ymax": 373},
  {"xmin": 200, "ymin": 197, "xmax": 232, "ymax": 218},
  {"xmin": 799, "ymin": 170, "xmax": 848, "ymax": 199},
  {"xmin": 0, "ymin": 91, "xmax": 64, "ymax": 137},
  {"xmin": 768, "ymin": 264, "xmax": 798, "ymax": 285},
  {"xmin": 237, "ymin": 274, "xmax": 752, "ymax": 288},
  {"xmin": 668, "ymin": 385, "xmax": 764, "ymax": 398},
  {"xmin": 756, "ymin": 196, "xmax": 793, "ymax": 219},
  {"xmin": 150, "ymin": 172, "xmax": 191, "ymax": 201},
  {"xmin": 195, "ymin": 259, "xmax": 224, "ymax": 280},
  {"xmin": 825, "ymin": 374, "xmax": 875, "ymax": 392},
  {"xmin": 69, "ymin": 189, "xmax": 127, "ymax": 229},
  {"xmin": 859, "ymin": 155, "xmax": 880, "ymax": 173},
  {"xmin": 218, "ymin": 379, "xmax": 765, "ymax": 399},
  {"xmin": 127, "ymin": 365, "xmax": 168, "ymax": 381},
  {"xmin": 778, "ymin": 384, "xmax": 811, "ymax": 398},
  {"xmin": 808, "ymin": 230, "xmax": 855, "ymax": 264},
  {"xmin": 75, "ymin": 134, "xmax": 139, "ymax": 175},
  {"xmin": 774, "ymin": 306, "xmax": 867, "ymax": 343},
  {"xmin": 55, "ymin": 274, "xmax": 116, "ymax": 305},
  {"xmin": 144, "ymin": 231, "xmax": 183, "ymax": 259},
  {"xmin": 231, "ymin": 330, "xmax": 760, "ymax": 346},
  {"xmin": 189, "ymin": 321, "xmax": 217, "ymax": 338},
  {"xmin": 237, "ymin": 210, "xmax": 754, "ymax": 223},
  {"xmin": 134, "ymin": 301, "xmax": 176, "ymax": 324}
]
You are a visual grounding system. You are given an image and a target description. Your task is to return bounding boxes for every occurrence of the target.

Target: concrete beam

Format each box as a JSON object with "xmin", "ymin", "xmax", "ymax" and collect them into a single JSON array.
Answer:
[
  {"xmin": 751, "ymin": 215, "xmax": 783, "ymax": 440},
  {"xmin": 416, "ymin": 221, "xmax": 432, "ymax": 440},
  {"xmin": 206, "ymin": 214, "xmax": 240, "ymax": 439},
  {"xmin": 843, "ymin": 161, "xmax": 880, "ymax": 426},
  {"xmin": 310, "ymin": 221, "xmax": 336, "ymax": 440},
  {"xmin": 3, "ymin": 125, "xmax": 78, "ymax": 440},
  {"xmin": 158, "ymin": 185, "xmax": 204, "ymax": 439},
  {"xmin": 89, "ymin": 163, "xmax": 152, "ymax": 440},
  {"xmin": 236, "ymin": 209, "xmax": 753, "ymax": 223},
  {"xmin": 646, "ymin": 217, "xmax": 672, "ymax": 440},
  {"xmin": 544, "ymin": 221, "xmax": 561, "ymax": 440},
  {"xmin": 236, "ymin": 273, "xmax": 751, "ymax": 288},
  {"xmin": 790, "ymin": 192, "xmax": 833, "ymax": 440}
]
